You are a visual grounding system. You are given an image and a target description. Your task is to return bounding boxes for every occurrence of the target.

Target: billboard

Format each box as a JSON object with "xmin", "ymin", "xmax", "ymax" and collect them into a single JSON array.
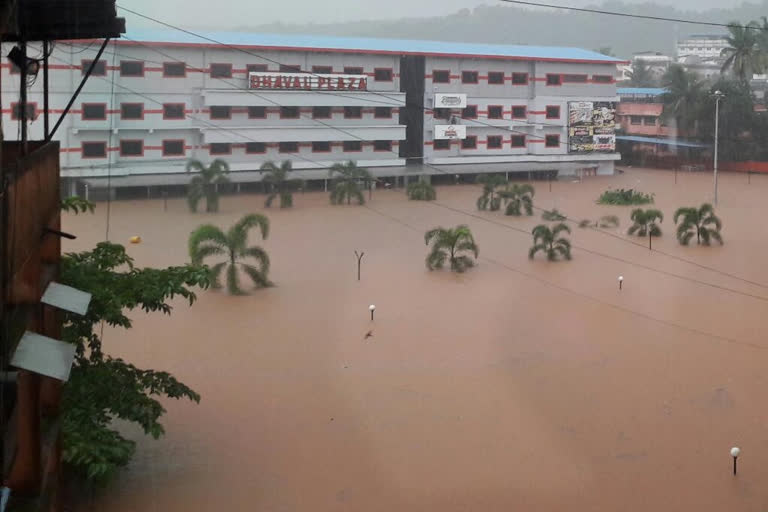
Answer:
[
  {"xmin": 434, "ymin": 125, "xmax": 467, "ymax": 140},
  {"xmin": 435, "ymin": 93, "xmax": 467, "ymax": 108},
  {"xmin": 248, "ymin": 72, "xmax": 367, "ymax": 91},
  {"xmin": 568, "ymin": 101, "xmax": 617, "ymax": 153}
]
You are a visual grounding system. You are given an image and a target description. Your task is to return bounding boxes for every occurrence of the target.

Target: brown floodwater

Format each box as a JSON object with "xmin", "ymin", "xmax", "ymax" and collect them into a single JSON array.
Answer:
[{"xmin": 64, "ymin": 168, "xmax": 768, "ymax": 511}]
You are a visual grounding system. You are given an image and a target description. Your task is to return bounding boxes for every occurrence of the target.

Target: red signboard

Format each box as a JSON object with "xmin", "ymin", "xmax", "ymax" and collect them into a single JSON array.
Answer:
[{"xmin": 248, "ymin": 72, "xmax": 368, "ymax": 91}]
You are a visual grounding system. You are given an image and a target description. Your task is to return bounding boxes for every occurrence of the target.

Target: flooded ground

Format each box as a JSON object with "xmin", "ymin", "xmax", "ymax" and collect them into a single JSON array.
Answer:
[{"xmin": 65, "ymin": 168, "xmax": 768, "ymax": 511}]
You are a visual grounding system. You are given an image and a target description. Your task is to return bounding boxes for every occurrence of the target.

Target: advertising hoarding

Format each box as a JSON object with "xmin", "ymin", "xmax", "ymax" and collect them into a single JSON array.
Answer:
[
  {"xmin": 568, "ymin": 101, "xmax": 617, "ymax": 153},
  {"xmin": 434, "ymin": 125, "xmax": 467, "ymax": 140}
]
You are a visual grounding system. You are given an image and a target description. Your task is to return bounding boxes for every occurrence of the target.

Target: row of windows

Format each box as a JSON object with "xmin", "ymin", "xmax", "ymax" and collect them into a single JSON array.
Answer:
[
  {"xmin": 621, "ymin": 114, "xmax": 667, "ymax": 127},
  {"xmin": 73, "ymin": 60, "xmax": 394, "ymax": 81},
  {"xmin": 78, "ymin": 139, "xmax": 398, "ymax": 158},
  {"xmin": 431, "ymin": 71, "xmax": 614, "ymax": 85},
  {"xmin": 435, "ymin": 105, "xmax": 561, "ymax": 120},
  {"xmin": 433, "ymin": 134, "xmax": 560, "ymax": 149}
]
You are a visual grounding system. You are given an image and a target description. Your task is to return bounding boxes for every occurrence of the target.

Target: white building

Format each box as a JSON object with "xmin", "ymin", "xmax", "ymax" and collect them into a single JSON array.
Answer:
[
  {"xmin": 677, "ymin": 34, "xmax": 729, "ymax": 61},
  {"xmin": 2, "ymin": 30, "xmax": 624, "ymax": 197}
]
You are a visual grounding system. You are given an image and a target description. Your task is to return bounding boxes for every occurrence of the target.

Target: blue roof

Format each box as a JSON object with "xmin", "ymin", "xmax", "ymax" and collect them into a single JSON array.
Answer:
[
  {"xmin": 616, "ymin": 135, "xmax": 709, "ymax": 148},
  {"xmin": 617, "ymin": 87, "xmax": 667, "ymax": 96},
  {"xmin": 122, "ymin": 29, "xmax": 625, "ymax": 64}
]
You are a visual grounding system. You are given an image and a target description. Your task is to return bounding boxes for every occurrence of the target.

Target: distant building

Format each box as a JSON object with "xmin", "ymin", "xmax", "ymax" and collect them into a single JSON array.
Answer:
[
  {"xmin": 632, "ymin": 52, "xmax": 672, "ymax": 78},
  {"xmin": 676, "ymin": 34, "xmax": 728, "ymax": 61},
  {"xmin": 616, "ymin": 88, "xmax": 671, "ymax": 138},
  {"xmin": 678, "ymin": 55, "xmax": 722, "ymax": 80}
]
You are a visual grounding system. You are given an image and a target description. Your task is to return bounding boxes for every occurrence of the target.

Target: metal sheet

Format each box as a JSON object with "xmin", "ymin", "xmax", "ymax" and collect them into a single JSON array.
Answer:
[
  {"xmin": 11, "ymin": 332, "xmax": 77, "ymax": 382},
  {"xmin": 41, "ymin": 282, "xmax": 92, "ymax": 316}
]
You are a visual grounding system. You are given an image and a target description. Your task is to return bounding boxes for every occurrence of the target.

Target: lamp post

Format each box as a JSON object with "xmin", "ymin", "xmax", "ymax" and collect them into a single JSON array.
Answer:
[
  {"xmin": 731, "ymin": 446, "xmax": 740, "ymax": 475},
  {"xmin": 618, "ymin": 275, "xmax": 624, "ymax": 290},
  {"xmin": 369, "ymin": 304, "xmax": 376, "ymax": 321},
  {"xmin": 713, "ymin": 90, "xmax": 725, "ymax": 205}
]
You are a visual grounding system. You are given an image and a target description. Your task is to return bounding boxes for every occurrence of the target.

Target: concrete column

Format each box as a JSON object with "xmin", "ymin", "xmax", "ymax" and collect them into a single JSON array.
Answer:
[
  {"xmin": 84, "ymin": 184, "xmax": 89, "ymax": 201},
  {"xmin": 324, "ymin": 179, "xmax": 328, "ymax": 192}
]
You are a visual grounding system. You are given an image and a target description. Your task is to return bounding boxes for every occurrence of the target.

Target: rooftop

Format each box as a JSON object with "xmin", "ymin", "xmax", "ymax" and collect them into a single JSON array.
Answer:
[
  {"xmin": 617, "ymin": 87, "xmax": 667, "ymax": 96},
  {"xmin": 118, "ymin": 29, "xmax": 626, "ymax": 65}
]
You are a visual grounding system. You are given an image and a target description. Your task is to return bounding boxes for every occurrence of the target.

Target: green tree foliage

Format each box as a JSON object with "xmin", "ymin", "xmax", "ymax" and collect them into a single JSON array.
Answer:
[
  {"xmin": 529, "ymin": 223, "xmax": 572, "ymax": 261},
  {"xmin": 60, "ymin": 242, "xmax": 210, "ymax": 482},
  {"xmin": 476, "ymin": 174, "xmax": 506, "ymax": 211},
  {"xmin": 424, "ymin": 225, "xmax": 479, "ymax": 272},
  {"xmin": 661, "ymin": 64, "xmax": 705, "ymax": 137},
  {"xmin": 597, "ymin": 188, "xmax": 654, "ymax": 205},
  {"xmin": 721, "ymin": 21, "xmax": 764, "ymax": 82},
  {"xmin": 406, "ymin": 181, "xmax": 437, "ymax": 201},
  {"xmin": 628, "ymin": 208, "xmax": 664, "ymax": 237},
  {"xmin": 329, "ymin": 161, "xmax": 372, "ymax": 205},
  {"xmin": 674, "ymin": 203, "xmax": 723, "ymax": 245},
  {"xmin": 60, "ymin": 196, "xmax": 95, "ymax": 215},
  {"xmin": 541, "ymin": 208, "xmax": 567, "ymax": 221},
  {"xmin": 698, "ymin": 78, "xmax": 760, "ymax": 161},
  {"xmin": 500, "ymin": 183, "xmax": 535, "ymax": 216},
  {"xmin": 189, "ymin": 214, "xmax": 271, "ymax": 294},
  {"xmin": 262, "ymin": 160, "xmax": 299, "ymax": 208},
  {"xmin": 627, "ymin": 59, "xmax": 658, "ymax": 88},
  {"xmin": 186, "ymin": 158, "xmax": 230, "ymax": 213}
]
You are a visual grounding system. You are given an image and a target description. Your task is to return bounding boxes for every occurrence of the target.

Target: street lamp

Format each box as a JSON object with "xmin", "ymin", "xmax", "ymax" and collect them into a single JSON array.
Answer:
[
  {"xmin": 369, "ymin": 304, "xmax": 376, "ymax": 321},
  {"xmin": 618, "ymin": 275, "xmax": 624, "ymax": 290},
  {"xmin": 713, "ymin": 90, "xmax": 725, "ymax": 205},
  {"xmin": 731, "ymin": 446, "xmax": 740, "ymax": 475}
]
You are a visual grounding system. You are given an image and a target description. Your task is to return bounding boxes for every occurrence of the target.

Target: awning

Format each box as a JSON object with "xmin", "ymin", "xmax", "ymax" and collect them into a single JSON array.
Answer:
[{"xmin": 616, "ymin": 135, "xmax": 709, "ymax": 148}]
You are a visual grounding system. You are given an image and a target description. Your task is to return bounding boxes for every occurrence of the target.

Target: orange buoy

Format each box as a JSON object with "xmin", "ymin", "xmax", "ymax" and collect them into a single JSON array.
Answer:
[{"xmin": 129, "ymin": 236, "xmax": 142, "ymax": 244}]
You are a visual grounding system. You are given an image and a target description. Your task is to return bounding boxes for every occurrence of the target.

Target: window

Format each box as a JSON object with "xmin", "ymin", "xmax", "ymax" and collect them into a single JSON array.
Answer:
[
  {"xmin": 374, "ymin": 107, "xmax": 392, "ymax": 119},
  {"xmin": 246, "ymin": 142, "xmax": 266, "ymax": 154},
  {"xmin": 546, "ymin": 74, "xmax": 562, "ymax": 86},
  {"xmin": 461, "ymin": 71, "xmax": 479, "ymax": 84},
  {"xmin": 344, "ymin": 66, "xmax": 364, "ymax": 75},
  {"xmin": 247, "ymin": 64, "xmax": 268, "ymax": 73},
  {"xmin": 643, "ymin": 116, "xmax": 657, "ymax": 126},
  {"xmin": 373, "ymin": 140, "xmax": 392, "ymax": 151},
  {"xmin": 313, "ymin": 106, "xmax": 331, "ymax": 119},
  {"xmin": 592, "ymin": 75, "xmax": 613, "ymax": 83},
  {"xmin": 487, "ymin": 136, "xmax": 503, "ymax": 149},
  {"xmin": 120, "ymin": 140, "xmax": 143, "ymax": 156},
  {"xmin": 488, "ymin": 71, "xmax": 504, "ymax": 84},
  {"xmin": 562, "ymin": 74, "xmax": 587, "ymax": 83},
  {"xmin": 434, "ymin": 108, "xmax": 451, "ymax": 120},
  {"xmin": 511, "ymin": 106, "xmax": 527, "ymax": 119},
  {"xmin": 434, "ymin": 139, "xmax": 451, "ymax": 150},
  {"xmin": 312, "ymin": 65, "xmax": 332, "ymax": 74},
  {"xmin": 461, "ymin": 136, "xmax": 477, "ymax": 149},
  {"xmin": 210, "ymin": 106, "xmax": 232, "ymax": 120},
  {"xmin": 546, "ymin": 106, "xmax": 560, "ymax": 119},
  {"xmin": 81, "ymin": 59, "xmax": 106, "ymax": 76},
  {"xmin": 343, "ymin": 140, "xmax": 362, "ymax": 152},
  {"xmin": 280, "ymin": 64, "xmax": 301, "ymax": 72},
  {"xmin": 248, "ymin": 106, "xmax": 266, "ymax": 119},
  {"xmin": 630, "ymin": 116, "xmax": 642, "ymax": 125},
  {"xmin": 120, "ymin": 103, "xmax": 143, "ymax": 120},
  {"xmin": 163, "ymin": 62, "xmax": 186, "ymax": 77},
  {"xmin": 120, "ymin": 60, "xmax": 144, "ymax": 77},
  {"xmin": 209, "ymin": 143, "xmax": 231, "ymax": 155},
  {"xmin": 488, "ymin": 105, "xmax": 503, "ymax": 119},
  {"xmin": 344, "ymin": 106, "xmax": 362, "ymax": 119},
  {"xmin": 82, "ymin": 141, "xmax": 107, "ymax": 158},
  {"xmin": 280, "ymin": 106, "xmax": 300, "ymax": 119},
  {"xmin": 312, "ymin": 141, "xmax": 331, "ymax": 152},
  {"xmin": 462, "ymin": 105, "xmax": 477, "ymax": 119},
  {"xmin": 432, "ymin": 70, "xmax": 450, "ymax": 83},
  {"xmin": 210, "ymin": 63, "xmax": 232, "ymax": 78},
  {"xmin": 511, "ymin": 135, "xmax": 526, "ymax": 148},
  {"xmin": 545, "ymin": 134, "xmax": 560, "ymax": 148},
  {"xmin": 163, "ymin": 103, "xmax": 185, "ymax": 120},
  {"xmin": 279, "ymin": 142, "xmax": 299, "ymax": 153},
  {"xmin": 81, "ymin": 103, "xmax": 106, "ymax": 120},
  {"xmin": 511, "ymin": 72, "xmax": 528, "ymax": 85},
  {"xmin": 374, "ymin": 68, "xmax": 393, "ymax": 81},
  {"xmin": 162, "ymin": 140, "xmax": 185, "ymax": 156}
]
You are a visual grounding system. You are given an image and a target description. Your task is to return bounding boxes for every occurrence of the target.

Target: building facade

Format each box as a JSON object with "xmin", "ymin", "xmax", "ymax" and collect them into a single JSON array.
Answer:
[
  {"xmin": 616, "ymin": 88, "xmax": 670, "ymax": 137},
  {"xmin": 676, "ymin": 34, "xmax": 728, "ymax": 61},
  {"xmin": 2, "ymin": 31, "xmax": 623, "ymax": 194}
]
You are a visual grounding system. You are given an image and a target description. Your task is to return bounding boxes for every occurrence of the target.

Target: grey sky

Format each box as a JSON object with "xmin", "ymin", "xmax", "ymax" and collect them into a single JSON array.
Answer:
[{"xmin": 124, "ymin": 0, "xmax": 733, "ymax": 28}]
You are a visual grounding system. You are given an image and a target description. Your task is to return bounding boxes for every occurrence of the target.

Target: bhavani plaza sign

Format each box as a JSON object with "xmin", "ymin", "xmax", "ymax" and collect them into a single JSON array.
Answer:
[{"xmin": 248, "ymin": 72, "xmax": 368, "ymax": 91}]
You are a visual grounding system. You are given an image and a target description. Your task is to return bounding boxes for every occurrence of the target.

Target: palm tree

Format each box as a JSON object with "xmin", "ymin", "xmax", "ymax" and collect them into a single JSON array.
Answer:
[
  {"xmin": 406, "ymin": 181, "xmax": 436, "ymax": 201},
  {"xmin": 628, "ymin": 208, "xmax": 664, "ymax": 237},
  {"xmin": 424, "ymin": 225, "xmax": 479, "ymax": 272},
  {"xmin": 721, "ymin": 21, "xmax": 763, "ymax": 82},
  {"xmin": 261, "ymin": 160, "xmax": 300, "ymax": 208},
  {"xmin": 186, "ymin": 158, "xmax": 230, "ymax": 213},
  {"xmin": 329, "ymin": 161, "xmax": 372, "ymax": 205},
  {"xmin": 661, "ymin": 64, "xmax": 705, "ymax": 137},
  {"xmin": 476, "ymin": 174, "xmax": 507, "ymax": 211},
  {"xmin": 541, "ymin": 208, "xmax": 566, "ymax": 221},
  {"xmin": 529, "ymin": 223, "xmax": 572, "ymax": 261},
  {"xmin": 500, "ymin": 183, "xmax": 535, "ymax": 216},
  {"xmin": 188, "ymin": 214, "xmax": 271, "ymax": 294},
  {"xmin": 674, "ymin": 203, "xmax": 723, "ymax": 245},
  {"xmin": 627, "ymin": 59, "xmax": 657, "ymax": 88}
]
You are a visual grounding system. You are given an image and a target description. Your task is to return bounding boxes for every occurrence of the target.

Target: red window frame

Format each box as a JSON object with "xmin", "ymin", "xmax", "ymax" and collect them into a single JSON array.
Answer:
[
  {"xmin": 209, "ymin": 142, "xmax": 232, "ymax": 155},
  {"xmin": 461, "ymin": 70, "xmax": 479, "ymax": 84},
  {"xmin": 246, "ymin": 142, "xmax": 266, "ymax": 154},
  {"xmin": 312, "ymin": 65, "xmax": 333, "ymax": 74},
  {"xmin": 246, "ymin": 64, "xmax": 268, "ymax": 73},
  {"xmin": 487, "ymin": 135, "xmax": 503, "ymax": 149},
  {"xmin": 344, "ymin": 66, "xmax": 364, "ymax": 75},
  {"xmin": 487, "ymin": 105, "xmax": 504, "ymax": 120},
  {"xmin": 344, "ymin": 106, "xmax": 363, "ymax": 119},
  {"xmin": 119, "ymin": 60, "xmax": 145, "ymax": 77},
  {"xmin": 312, "ymin": 106, "xmax": 332, "ymax": 119},
  {"xmin": 278, "ymin": 141, "xmax": 299, "ymax": 154},
  {"xmin": 81, "ymin": 102, "xmax": 107, "ymax": 121},
  {"xmin": 592, "ymin": 74, "xmax": 614, "ymax": 84},
  {"xmin": 312, "ymin": 141, "xmax": 332, "ymax": 153},
  {"xmin": 373, "ymin": 140, "xmax": 393, "ymax": 152},
  {"xmin": 461, "ymin": 135, "xmax": 477, "ymax": 149},
  {"xmin": 280, "ymin": 106, "xmax": 300, "ymax": 119},
  {"xmin": 510, "ymin": 135, "xmax": 526, "ymax": 148},
  {"xmin": 120, "ymin": 102, "xmax": 144, "ymax": 120},
  {"xmin": 210, "ymin": 106, "xmax": 232, "ymax": 120},
  {"xmin": 374, "ymin": 107, "xmax": 392, "ymax": 119},
  {"xmin": 13, "ymin": 102, "xmax": 38, "ymax": 121},
  {"xmin": 119, "ymin": 139, "xmax": 144, "ymax": 157},
  {"xmin": 487, "ymin": 71, "xmax": 505, "ymax": 85},
  {"xmin": 81, "ymin": 59, "xmax": 106, "ymax": 76},
  {"xmin": 248, "ymin": 106, "xmax": 267, "ymax": 119},
  {"xmin": 462, "ymin": 105, "xmax": 478, "ymax": 119},
  {"xmin": 162, "ymin": 103, "xmax": 186, "ymax": 120},
  {"xmin": 162, "ymin": 62, "xmax": 187, "ymax": 78},
  {"xmin": 279, "ymin": 64, "xmax": 301, "ymax": 72},
  {"xmin": 511, "ymin": 72, "xmax": 529, "ymax": 85},
  {"xmin": 209, "ymin": 63, "xmax": 233, "ymax": 78},
  {"xmin": 432, "ymin": 69, "xmax": 451, "ymax": 83},
  {"xmin": 546, "ymin": 74, "xmax": 562, "ymax": 86},
  {"xmin": 373, "ymin": 68, "xmax": 393, "ymax": 82},
  {"xmin": 433, "ymin": 108, "xmax": 452, "ymax": 121},
  {"xmin": 545, "ymin": 134, "xmax": 560, "ymax": 148},
  {"xmin": 81, "ymin": 141, "xmax": 107, "ymax": 159},
  {"xmin": 161, "ymin": 139, "xmax": 186, "ymax": 157},
  {"xmin": 343, "ymin": 140, "xmax": 362, "ymax": 152},
  {"xmin": 511, "ymin": 105, "xmax": 527, "ymax": 119},
  {"xmin": 545, "ymin": 105, "xmax": 561, "ymax": 119},
  {"xmin": 433, "ymin": 139, "xmax": 451, "ymax": 151},
  {"xmin": 562, "ymin": 74, "xmax": 588, "ymax": 83}
]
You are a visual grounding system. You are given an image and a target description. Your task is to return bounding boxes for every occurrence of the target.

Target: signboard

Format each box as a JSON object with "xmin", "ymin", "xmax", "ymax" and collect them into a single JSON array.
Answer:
[
  {"xmin": 248, "ymin": 72, "xmax": 368, "ymax": 91},
  {"xmin": 435, "ymin": 93, "xmax": 467, "ymax": 108},
  {"xmin": 568, "ymin": 101, "xmax": 617, "ymax": 153},
  {"xmin": 435, "ymin": 125, "xmax": 467, "ymax": 140}
]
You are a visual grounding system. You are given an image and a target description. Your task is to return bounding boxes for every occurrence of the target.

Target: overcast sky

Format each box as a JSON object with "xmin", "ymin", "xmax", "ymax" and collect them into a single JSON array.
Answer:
[{"xmin": 123, "ymin": 0, "xmax": 733, "ymax": 28}]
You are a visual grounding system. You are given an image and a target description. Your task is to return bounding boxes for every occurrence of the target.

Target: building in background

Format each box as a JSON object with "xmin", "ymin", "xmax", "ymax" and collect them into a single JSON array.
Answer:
[
  {"xmin": 676, "ymin": 34, "xmax": 728, "ymax": 61},
  {"xmin": 615, "ymin": 87, "xmax": 670, "ymax": 138},
  {"xmin": 632, "ymin": 52, "xmax": 672, "ymax": 79}
]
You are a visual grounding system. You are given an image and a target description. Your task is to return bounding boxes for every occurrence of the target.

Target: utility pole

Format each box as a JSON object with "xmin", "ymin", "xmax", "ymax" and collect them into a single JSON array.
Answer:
[{"xmin": 713, "ymin": 90, "xmax": 724, "ymax": 205}]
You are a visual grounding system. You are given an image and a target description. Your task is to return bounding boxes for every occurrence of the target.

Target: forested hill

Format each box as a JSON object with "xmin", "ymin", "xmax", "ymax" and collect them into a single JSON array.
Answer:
[{"xmin": 235, "ymin": 1, "xmax": 768, "ymax": 58}]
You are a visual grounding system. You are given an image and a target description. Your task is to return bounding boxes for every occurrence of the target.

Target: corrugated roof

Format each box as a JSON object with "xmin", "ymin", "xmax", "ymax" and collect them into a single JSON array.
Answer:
[
  {"xmin": 617, "ymin": 87, "xmax": 667, "ymax": 96},
  {"xmin": 122, "ymin": 29, "xmax": 626, "ymax": 64},
  {"xmin": 616, "ymin": 135, "xmax": 708, "ymax": 148}
]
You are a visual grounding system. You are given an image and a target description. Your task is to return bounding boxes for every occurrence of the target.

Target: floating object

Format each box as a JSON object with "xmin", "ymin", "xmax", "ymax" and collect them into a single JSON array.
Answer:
[
  {"xmin": 369, "ymin": 304, "xmax": 376, "ymax": 321},
  {"xmin": 130, "ymin": 236, "xmax": 142, "ymax": 244},
  {"xmin": 731, "ymin": 446, "xmax": 741, "ymax": 475},
  {"xmin": 618, "ymin": 275, "xmax": 624, "ymax": 290}
]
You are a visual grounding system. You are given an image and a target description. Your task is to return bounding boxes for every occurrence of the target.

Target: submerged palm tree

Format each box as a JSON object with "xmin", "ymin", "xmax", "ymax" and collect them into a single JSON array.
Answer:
[
  {"xmin": 262, "ymin": 160, "xmax": 299, "ymax": 208},
  {"xmin": 188, "ymin": 214, "xmax": 271, "ymax": 294},
  {"xmin": 628, "ymin": 208, "xmax": 664, "ymax": 237},
  {"xmin": 529, "ymin": 223, "xmax": 572, "ymax": 261},
  {"xmin": 674, "ymin": 203, "xmax": 723, "ymax": 245},
  {"xmin": 424, "ymin": 225, "xmax": 479, "ymax": 272},
  {"xmin": 329, "ymin": 161, "xmax": 372, "ymax": 205},
  {"xmin": 476, "ymin": 174, "xmax": 507, "ymax": 211},
  {"xmin": 721, "ymin": 21, "xmax": 763, "ymax": 82},
  {"xmin": 500, "ymin": 183, "xmax": 535, "ymax": 216},
  {"xmin": 541, "ymin": 208, "xmax": 567, "ymax": 221},
  {"xmin": 187, "ymin": 158, "xmax": 230, "ymax": 213},
  {"xmin": 578, "ymin": 215, "xmax": 620, "ymax": 229},
  {"xmin": 406, "ymin": 181, "xmax": 437, "ymax": 201}
]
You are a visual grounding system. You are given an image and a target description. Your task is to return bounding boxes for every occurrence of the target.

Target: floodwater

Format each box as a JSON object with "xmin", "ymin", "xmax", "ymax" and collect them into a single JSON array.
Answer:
[{"xmin": 64, "ymin": 168, "xmax": 768, "ymax": 511}]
